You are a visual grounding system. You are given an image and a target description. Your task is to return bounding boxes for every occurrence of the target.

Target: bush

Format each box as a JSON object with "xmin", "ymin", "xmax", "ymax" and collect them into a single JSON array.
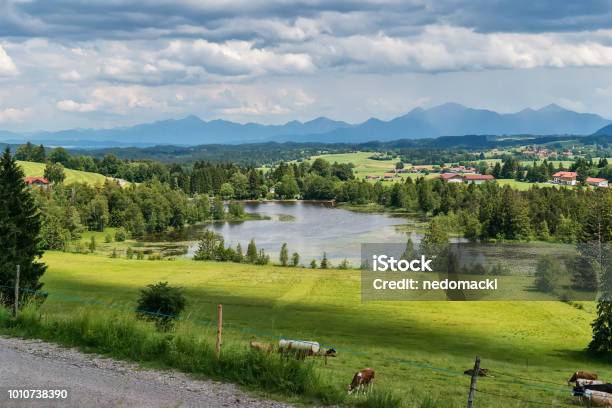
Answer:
[
  {"xmin": 135, "ymin": 282, "xmax": 186, "ymax": 330},
  {"xmin": 105, "ymin": 233, "xmax": 113, "ymax": 243},
  {"xmin": 115, "ymin": 228, "xmax": 127, "ymax": 242},
  {"xmin": 126, "ymin": 247, "xmax": 134, "ymax": 259}
]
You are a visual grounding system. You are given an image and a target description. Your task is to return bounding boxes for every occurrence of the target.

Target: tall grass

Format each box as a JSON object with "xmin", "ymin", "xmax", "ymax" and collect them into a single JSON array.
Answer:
[{"xmin": 0, "ymin": 304, "xmax": 347, "ymax": 405}]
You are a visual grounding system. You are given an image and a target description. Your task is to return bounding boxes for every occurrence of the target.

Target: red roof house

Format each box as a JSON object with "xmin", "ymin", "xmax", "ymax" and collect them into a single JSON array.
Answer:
[
  {"xmin": 586, "ymin": 177, "xmax": 609, "ymax": 187},
  {"xmin": 552, "ymin": 171, "xmax": 577, "ymax": 186},
  {"xmin": 24, "ymin": 176, "xmax": 49, "ymax": 188},
  {"xmin": 440, "ymin": 173, "xmax": 464, "ymax": 183},
  {"xmin": 463, "ymin": 174, "xmax": 495, "ymax": 184}
]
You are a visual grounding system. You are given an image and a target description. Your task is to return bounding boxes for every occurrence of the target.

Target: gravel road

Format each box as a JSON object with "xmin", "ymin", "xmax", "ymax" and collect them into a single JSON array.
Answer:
[{"xmin": 0, "ymin": 336, "xmax": 295, "ymax": 408}]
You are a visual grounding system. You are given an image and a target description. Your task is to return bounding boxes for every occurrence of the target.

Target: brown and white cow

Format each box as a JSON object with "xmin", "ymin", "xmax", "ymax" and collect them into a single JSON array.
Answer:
[
  {"xmin": 569, "ymin": 371, "xmax": 598, "ymax": 385},
  {"xmin": 348, "ymin": 368, "xmax": 375, "ymax": 395}
]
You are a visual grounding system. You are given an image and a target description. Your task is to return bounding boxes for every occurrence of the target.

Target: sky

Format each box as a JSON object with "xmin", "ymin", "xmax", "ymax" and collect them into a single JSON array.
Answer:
[{"xmin": 1, "ymin": 0, "xmax": 612, "ymax": 131}]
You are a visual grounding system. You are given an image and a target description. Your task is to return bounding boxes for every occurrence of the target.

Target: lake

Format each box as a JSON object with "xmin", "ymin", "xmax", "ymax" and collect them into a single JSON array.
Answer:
[{"xmin": 144, "ymin": 201, "xmax": 420, "ymax": 265}]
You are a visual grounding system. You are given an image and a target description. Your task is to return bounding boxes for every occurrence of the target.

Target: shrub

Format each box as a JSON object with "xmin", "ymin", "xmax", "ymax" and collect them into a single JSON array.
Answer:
[
  {"xmin": 135, "ymin": 282, "xmax": 186, "ymax": 330},
  {"xmin": 115, "ymin": 228, "xmax": 127, "ymax": 242},
  {"xmin": 126, "ymin": 247, "xmax": 134, "ymax": 260},
  {"xmin": 105, "ymin": 233, "xmax": 113, "ymax": 243}
]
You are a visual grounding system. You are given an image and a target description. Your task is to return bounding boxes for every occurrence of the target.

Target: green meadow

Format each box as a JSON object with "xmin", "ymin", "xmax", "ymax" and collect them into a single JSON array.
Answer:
[
  {"xmin": 18, "ymin": 160, "xmax": 110, "ymax": 185},
  {"xmin": 26, "ymin": 250, "xmax": 610, "ymax": 407}
]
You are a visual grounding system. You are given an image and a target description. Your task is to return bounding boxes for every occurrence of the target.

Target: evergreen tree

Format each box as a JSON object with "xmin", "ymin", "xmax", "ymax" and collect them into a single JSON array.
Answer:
[
  {"xmin": 234, "ymin": 243, "xmax": 244, "ymax": 263},
  {"xmin": 401, "ymin": 236, "xmax": 416, "ymax": 260},
  {"xmin": 89, "ymin": 236, "xmax": 96, "ymax": 252},
  {"xmin": 320, "ymin": 252, "xmax": 329, "ymax": 269},
  {"xmin": 0, "ymin": 148, "xmax": 47, "ymax": 306},
  {"xmin": 279, "ymin": 243, "xmax": 289, "ymax": 266},
  {"xmin": 589, "ymin": 301, "xmax": 612, "ymax": 354},
  {"xmin": 584, "ymin": 191, "xmax": 612, "ymax": 353},
  {"xmin": 310, "ymin": 259, "xmax": 317, "ymax": 269},
  {"xmin": 291, "ymin": 252, "xmax": 300, "ymax": 267},
  {"xmin": 534, "ymin": 255, "xmax": 559, "ymax": 293},
  {"xmin": 246, "ymin": 239, "xmax": 258, "ymax": 263}
]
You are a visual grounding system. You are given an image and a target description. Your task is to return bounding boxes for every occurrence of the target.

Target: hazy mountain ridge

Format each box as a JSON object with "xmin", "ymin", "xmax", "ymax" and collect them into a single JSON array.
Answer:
[{"xmin": 1, "ymin": 103, "xmax": 610, "ymax": 147}]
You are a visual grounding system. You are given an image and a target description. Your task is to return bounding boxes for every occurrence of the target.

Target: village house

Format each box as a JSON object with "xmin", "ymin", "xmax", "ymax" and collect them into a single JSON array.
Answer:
[
  {"xmin": 440, "ymin": 173, "xmax": 464, "ymax": 183},
  {"xmin": 440, "ymin": 173, "xmax": 495, "ymax": 184},
  {"xmin": 447, "ymin": 165, "xmax": 477, "ymax": 174},
  {"xmin": 552, "ymin": 171, "xmax": 577, "ymax": 186},
  {"xmin": 410, "ymin": 165, "xmax": 433, "ymax": 173},
  {"xmin": 586, "ymin": 177, "xmax": 609, "ymax": 188},
  {"xmin": 463, "ymin": 174, "xmax": 495, "ymax": 185},
  {"xmin": 24, "ymin": 176, "xmax": 49, "ymax": 189}
]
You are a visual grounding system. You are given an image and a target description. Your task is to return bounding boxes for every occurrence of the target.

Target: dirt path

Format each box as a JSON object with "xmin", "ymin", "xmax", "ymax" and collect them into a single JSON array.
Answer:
[{"xmin": 0, "ymin": 336, "xmax": 295, "ymax": 408}]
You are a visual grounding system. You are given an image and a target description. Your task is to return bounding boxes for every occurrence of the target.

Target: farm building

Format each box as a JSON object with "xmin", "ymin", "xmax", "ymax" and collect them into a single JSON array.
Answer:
[
  {"xmin": 586, "ymin": 177, "xmax": 609, "ymax": 187},
  {"xmin": 440, "ymin": 173, "xmax": 464, "ymax": 183},
  {"xmin": 447, "ymin": 165, "xmax": 477, "ymax": 174},
  {"xmin": 463, "ymin": 174, "xmax": 495, "ymax": 185},
  {"xmin": 440, "ymin": 173, "xmax": 495, "ymax": 184},
  {"xmin": 24, "ymin": 176, "xmax": 49, "ymax": 189},
  {"xmin": 552, "ymin": 171, "xmax": 577, "ymax": 186},
  {"xmin": 410, "ymin": 165, "xmax": 434, "ymax": 173}
]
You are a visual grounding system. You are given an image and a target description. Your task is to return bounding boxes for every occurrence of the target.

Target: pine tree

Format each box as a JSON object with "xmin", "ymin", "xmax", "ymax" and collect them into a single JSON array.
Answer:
[
  {"xmin": 291, "ymin": 252, "xmax": 300, "ymax": 267},
  {"xmin": 0, "ymin": 148, "xmax": 47, "ymax": 306},
  {"xmin": 401, "ymin": 237, "xmax": 416, "ymax": 260},
  {"xmin": 279, "ymin": 243, "xmax": 289, "ymax": 266},
  {"xmin": 583, "ymin": 190, "xmax": 612, "ymax": 353},
  {"xmin": 320, "ymin": 252, "xmax": 329, "ymax": 269},
  {"xmin": 589, "ymin": 300, "xmax": 612, "ymax": 354},
  {"xmin": 246, "ymin": 239, "xmax": 258, "ymax": 263}
]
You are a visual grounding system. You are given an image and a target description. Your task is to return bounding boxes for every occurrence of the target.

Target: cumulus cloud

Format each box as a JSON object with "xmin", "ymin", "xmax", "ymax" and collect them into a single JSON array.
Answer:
[
  {"xmin": 162, "ymin": 39, "xmax": 314, "ymax": 77},
  {"xmin": 56, "ymin": 86, "xmax": 161, "ymax": 114},
  {"xmin": 0, "ymin": 45, "xmax": 18, "ymax": 76},
  {"xmin": 3, "ymin": 0, "xmax": 612, "ymax": 128},
  {"xmin": 301, "ymin": 26, "xmax": 612, "ymax": 73},
  {"xmin": 0, "ymin": 107, "xmax": 28, "ymax": 123},
  {"xmin": 59, "ymin": 70, "xmax": 81, "ymax": 81}
]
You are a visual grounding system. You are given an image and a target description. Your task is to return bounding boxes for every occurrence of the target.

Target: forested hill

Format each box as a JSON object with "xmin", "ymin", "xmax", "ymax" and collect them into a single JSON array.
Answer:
[{"xmin": 69, "ymin": 134, "xmax": 612, "ymax": 165}]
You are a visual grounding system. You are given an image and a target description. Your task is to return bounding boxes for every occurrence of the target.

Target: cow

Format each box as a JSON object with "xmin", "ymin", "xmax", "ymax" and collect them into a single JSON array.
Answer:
[
  {"xmin": 348, "ymin": 368, "xmax": 375, "ymax": 395},
  {"xmin": 569, "ymin": 371, "xmax": 598, "ymax": 385},
  {"xmin": 577, "ymin": 378, "xmax": 605, "ymax": 387},
  {"xmin": 573, "ymin": 387, "xmax": 612, "ymax": 407}
]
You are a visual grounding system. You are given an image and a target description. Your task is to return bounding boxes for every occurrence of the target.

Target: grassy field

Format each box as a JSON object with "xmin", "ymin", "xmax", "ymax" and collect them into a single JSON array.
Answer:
[
  {"xmin": 302, "ymin": 152, "xmax": 401, "ymax": 178},
  {"xmin": 24, "ymin": 250, "xmax": 610, "ymax": 407},
  {"xmin": 18, "ymin": 160, "xmax": 110, "ymax": 185}
]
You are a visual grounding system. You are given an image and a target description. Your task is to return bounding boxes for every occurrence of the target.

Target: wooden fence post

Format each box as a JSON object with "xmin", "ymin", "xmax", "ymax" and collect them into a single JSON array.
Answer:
[
  {"xmin": 467, "ymin": 356, "xmax": 480, "ymax": 408},
  {"xmin": 14, "ymin": 265, "xmax": 20, "ymax": 316},
  {"xmin": 216, "ymin": 304, "xmax": 223, "ymax": 359}
]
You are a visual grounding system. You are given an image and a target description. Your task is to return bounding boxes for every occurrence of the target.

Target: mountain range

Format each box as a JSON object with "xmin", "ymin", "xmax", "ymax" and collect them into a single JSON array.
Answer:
[{"xmin": 1, "ymin": 103, "xmax": 611, "ymax": 147}]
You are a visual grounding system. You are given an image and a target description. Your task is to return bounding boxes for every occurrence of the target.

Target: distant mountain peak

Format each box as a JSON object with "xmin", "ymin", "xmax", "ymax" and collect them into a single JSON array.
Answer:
[{"xmin": 538, "ymin": 103, "xmax": 567, "ymax": 113}]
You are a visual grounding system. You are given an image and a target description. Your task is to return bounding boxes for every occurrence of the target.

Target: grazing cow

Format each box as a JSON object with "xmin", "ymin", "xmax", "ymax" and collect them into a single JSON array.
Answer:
[
  {"xmin": 250, "ymin": 340, "xmax": 273, "ymax": 353},
  {"xmin": 569, "ymin": 371, "xmax": 598, "ymax": 384},
  {"xmin": 573, "ymin": 388, "xmax": 612, "ymax": 407},
  {"xmin": 577, "ymin": 378, "xmax": 604, "ymax": 387},
  {"xmin": 348, "ymin": 368, "xmax": 375, "ymax": 395}
]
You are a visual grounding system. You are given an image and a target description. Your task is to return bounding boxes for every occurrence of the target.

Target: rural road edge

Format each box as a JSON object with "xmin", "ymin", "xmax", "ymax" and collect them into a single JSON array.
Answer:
[{"xmin": 0, "ymin": 336, "xmax": 295, "ymax": 408}]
